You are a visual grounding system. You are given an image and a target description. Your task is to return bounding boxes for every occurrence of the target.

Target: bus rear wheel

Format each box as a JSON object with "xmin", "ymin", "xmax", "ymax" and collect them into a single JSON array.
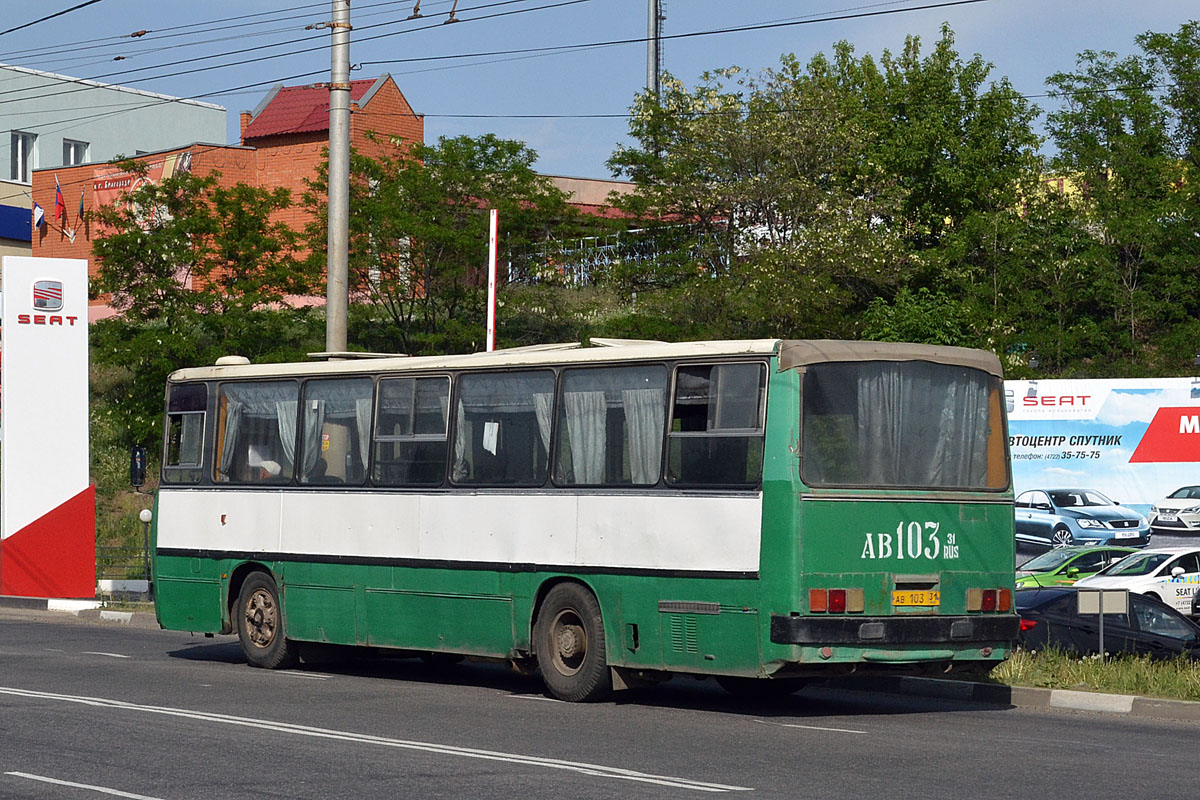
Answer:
[
  {"xmin": 535, "ymin": 583, "xmax": 612, "ymax": 702},
  {"xmin": 236, "ymin": 572, "xmax": 299, "ymax": 670}
]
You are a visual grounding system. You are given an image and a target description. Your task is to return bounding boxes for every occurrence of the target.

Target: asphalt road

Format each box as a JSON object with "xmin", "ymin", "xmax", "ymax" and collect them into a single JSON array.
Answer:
[{"xmin": 0, "ymin": 615, "xmax": 1196, "ymax": 799}]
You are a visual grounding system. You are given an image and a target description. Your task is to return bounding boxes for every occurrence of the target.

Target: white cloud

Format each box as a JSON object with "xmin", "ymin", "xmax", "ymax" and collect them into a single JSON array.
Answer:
[{"xmin": 1094, "ymin": 391, "xmax": 1164, "ymax": 427}]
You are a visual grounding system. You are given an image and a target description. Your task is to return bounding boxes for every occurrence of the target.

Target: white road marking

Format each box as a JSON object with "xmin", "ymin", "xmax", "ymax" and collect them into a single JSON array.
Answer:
[
  {"xmin": 0, "ymin": 686, "xmax": 752, "ymax": 792},
  {"xmin": 5, "ymin": 771, "xmax": 164, "ymax": 799},
  {"xmin": 82, "ymin": 652, "xmax": 130, "ymax": 659},
  {"xmin": 42, "ymin": 649, "xmax": 65, "ymax": 653},
  {"xmin": 754, "ymin": 719, "xmax": 866, "ymax": 735},
  {"xmin": 275, "ymin": 671, "xmax": 329, "ymax": 681},
  {"xmin": 509, "ymin": 694, "xmax": 561, "ymax": 702}
]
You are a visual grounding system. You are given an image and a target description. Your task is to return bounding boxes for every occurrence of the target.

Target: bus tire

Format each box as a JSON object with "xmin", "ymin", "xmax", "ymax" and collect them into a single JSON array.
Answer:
[
  {"xmin": 535, "ymin": 583, "xmax": 612, "ymax": 702},
  {"xmin": 236, "ymin": 571, "xmax": 299, "ymax": 670}
]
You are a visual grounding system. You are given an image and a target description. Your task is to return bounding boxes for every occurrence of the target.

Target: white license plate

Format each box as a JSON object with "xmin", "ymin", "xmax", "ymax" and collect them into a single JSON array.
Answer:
[
  {"xmin": 1159, "ymin": 514, "xmax": 1178, "ymax": 522},
  {"xmin": 1115, "ymin": 529, "xmax": 1139, "ymax": 538}
]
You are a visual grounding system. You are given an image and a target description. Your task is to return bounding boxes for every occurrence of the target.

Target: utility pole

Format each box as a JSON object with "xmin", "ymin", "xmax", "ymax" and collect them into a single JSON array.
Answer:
[
  {"xmin": 646, "ymin": 0, "xmax": 663, "ymax": 98},
  {"xmin": 326, "ymin": 0, "xmax": 352, "ymax": 354}
]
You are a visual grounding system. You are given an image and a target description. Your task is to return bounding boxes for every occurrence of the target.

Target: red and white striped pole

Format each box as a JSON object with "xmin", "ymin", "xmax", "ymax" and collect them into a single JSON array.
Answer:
[{"xmin": 486, "ymin": 208, "xmax": 498, "ymax": 352}]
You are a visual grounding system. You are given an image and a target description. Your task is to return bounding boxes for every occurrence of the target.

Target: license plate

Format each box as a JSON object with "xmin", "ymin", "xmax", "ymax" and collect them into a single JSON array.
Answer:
[
  {"xmin": 1115, "ymin": 529, "xmax": 1138, "ymax": 538},
  {"xmin": 1159, "ymin": 514, "xmax": 1178, "ymax": 522},
  {"xmin": 893, "ymin": 590, "xmax": 940, "ymax": 606}
]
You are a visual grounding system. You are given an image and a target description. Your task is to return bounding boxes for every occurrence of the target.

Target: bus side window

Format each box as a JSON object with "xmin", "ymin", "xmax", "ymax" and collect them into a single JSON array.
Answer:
[
  {"xmin": 666, "ymin": 362, "xmax": 766, "ymax": 487},
  {"xmin": 451, "ymin": 370, "xmax": 555, "ymax": 486},
  {"xmin": 214, "ymin": 381, "xmax": 299, "ymax": 484},
  {"xmin": 163, "ymin": 383, "xmax": 208, "ymax": 485},
  {"xmin": 298, "ymin": 377, "xmax": 374, "ymax": 486},
  {"xmin": 373, "ymin": 376, "xmax": 450, "ymax": 487},
  {"xmin": 554, "ymin": 364, "xmax": 667, "ymax": 486}
]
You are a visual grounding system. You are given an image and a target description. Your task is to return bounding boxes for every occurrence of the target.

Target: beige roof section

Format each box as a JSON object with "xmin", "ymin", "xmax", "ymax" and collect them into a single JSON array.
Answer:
[
  {"xmin": 779, "ymin": 340, "xmax": 1003, "ymax": 378},
  {"xmin": 170, "ymin": 338, "xmax": 1003, "ymax": 383},
  {"xmin": 545, "ymin": 175, "xmax": 635, "ymax": 206}
]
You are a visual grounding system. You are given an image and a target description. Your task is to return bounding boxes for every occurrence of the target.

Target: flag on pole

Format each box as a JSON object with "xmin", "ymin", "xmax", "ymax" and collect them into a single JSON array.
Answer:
[
  {"xmin": 32, "ymin": 202, "xmax": 45, "ymax": 230},
  {"xmin": 54, "ymin": 176, "xmax": 66, "ymax": 226},
  {"xmin": 78, "ymin": 187, "xmax": 85, "ymax": 221}
]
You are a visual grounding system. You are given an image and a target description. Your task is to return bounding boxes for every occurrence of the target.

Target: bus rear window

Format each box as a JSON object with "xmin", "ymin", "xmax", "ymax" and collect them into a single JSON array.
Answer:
[{"xmin": 801, "ymin": 361, "xmax": 1008, "ymax": 490}]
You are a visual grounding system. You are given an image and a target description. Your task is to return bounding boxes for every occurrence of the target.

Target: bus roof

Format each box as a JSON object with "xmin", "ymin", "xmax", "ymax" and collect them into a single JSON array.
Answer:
[{"xmin": 167, "ymin": 338, "xmax": 1002, "ymax": 382}]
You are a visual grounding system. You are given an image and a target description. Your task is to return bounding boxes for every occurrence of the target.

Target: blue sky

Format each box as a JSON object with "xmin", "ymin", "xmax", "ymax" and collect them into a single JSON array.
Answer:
[{"xmin": 4, "ymin": 0, "xmax": 1197, "ymax": 178}]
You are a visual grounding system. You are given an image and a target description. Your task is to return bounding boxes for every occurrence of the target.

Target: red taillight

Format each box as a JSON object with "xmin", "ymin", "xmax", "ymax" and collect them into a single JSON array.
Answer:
[
  {"xmin": 1019, "ymin": 618, "xmax": 1038, "ymax": 631},
  {"xmin": 828, "ymin": 589, "xmax": 847, "ymax": 613},
  {"xmin": 981, "ymin": 589, "xmax": 997, "ymax": 612},
  {"xmin": 998, "ymin": 589, "xmax": 1012, "ymax": 612},
  {"xmin": 809, "ymin": 589, "xmax": 828, "ymax": 613}
]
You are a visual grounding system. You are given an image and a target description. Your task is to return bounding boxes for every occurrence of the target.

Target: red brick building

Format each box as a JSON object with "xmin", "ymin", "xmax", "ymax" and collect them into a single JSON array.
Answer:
[{"xmin": 31, "ymin": 74, "xmax": 424, "ymax": 317}]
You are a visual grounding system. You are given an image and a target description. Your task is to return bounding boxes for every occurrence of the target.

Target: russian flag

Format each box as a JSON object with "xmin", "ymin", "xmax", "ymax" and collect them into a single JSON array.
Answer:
[
  {"xmin": 32, "ymin": 201, "xmax": 45, "ymax": 230},
  {"xmin": 54, "ymin": 175, "xmax": 66, "ymax": 226}
]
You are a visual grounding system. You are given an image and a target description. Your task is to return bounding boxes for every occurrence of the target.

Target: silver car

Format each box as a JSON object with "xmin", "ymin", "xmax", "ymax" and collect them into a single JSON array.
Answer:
[{"xmin": 1015, "ymin": 488, "xmax": 1151, "ymax": 548}]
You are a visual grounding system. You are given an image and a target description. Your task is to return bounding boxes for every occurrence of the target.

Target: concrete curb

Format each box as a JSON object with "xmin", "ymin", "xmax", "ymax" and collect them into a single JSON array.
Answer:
[
  {"xmin": 0, "ymin": 595, "xmax": 158, "ymax": 628},
  {"xmin": 837, "ymin": 675, "xmax": 1200, "ymax": 722}
]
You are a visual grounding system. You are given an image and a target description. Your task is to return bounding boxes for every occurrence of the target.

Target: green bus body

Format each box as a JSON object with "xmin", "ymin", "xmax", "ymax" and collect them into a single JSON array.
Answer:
[{"xmin": 152, "ymin": 339, "xmax": 1017, "ymax": 695}]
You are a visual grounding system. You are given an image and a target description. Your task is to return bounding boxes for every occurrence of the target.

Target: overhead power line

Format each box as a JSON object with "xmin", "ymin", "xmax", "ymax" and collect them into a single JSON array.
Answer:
[{"xmin": 0, "ymin": 0, "xmax": 105, "ymax": 38}]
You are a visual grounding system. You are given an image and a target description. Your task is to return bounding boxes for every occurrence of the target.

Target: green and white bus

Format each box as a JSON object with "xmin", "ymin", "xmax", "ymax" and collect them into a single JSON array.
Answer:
[{"xmin": 151, "ymin": 338, "xmax": 1017, "ymax": 701}]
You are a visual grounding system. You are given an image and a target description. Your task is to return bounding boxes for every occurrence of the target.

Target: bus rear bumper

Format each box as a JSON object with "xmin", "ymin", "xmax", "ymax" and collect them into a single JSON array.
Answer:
[{"xmin": 769, "ymin": 614, "xmax": 1018, "ymax": 646}]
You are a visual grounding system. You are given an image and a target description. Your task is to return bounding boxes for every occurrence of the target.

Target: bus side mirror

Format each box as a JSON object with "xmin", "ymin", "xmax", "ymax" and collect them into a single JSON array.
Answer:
[{"xmin": 130, "ymin": 445, "xmax": 147, "ymax": 488}]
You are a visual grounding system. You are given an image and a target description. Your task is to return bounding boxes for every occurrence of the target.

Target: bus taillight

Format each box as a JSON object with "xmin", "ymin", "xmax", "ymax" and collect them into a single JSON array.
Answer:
[
  {"xmin": 981, "ymin": 590, "xmax": 997, "ymax": 612},
  {"xmin": 967, "ymin": 588, "xmax": 1011, "ymax": 612},
  {"xmin": 808, "ymin": 588, "xmax": 864, "ymax": 613},
  {"xmin": 998, "ymin": 589, "xmax": 1012, "ymax": 612}
]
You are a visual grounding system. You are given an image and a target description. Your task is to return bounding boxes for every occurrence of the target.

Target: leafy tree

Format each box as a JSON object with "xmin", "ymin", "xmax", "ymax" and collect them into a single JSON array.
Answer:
[
  {"xmin": 304, "ymin": 134, "xmax": 587, "ymax": 354},
  {"xmin": 1045, "ymin": 28, "xmax": 1200, "ymax": 373},
  {"xmin": 607, "ymin": 27, "xmax": 1042, "ymax": 342},
  {"xmin": 91, "ymin": 161, "xmax": 313, "ymax": 319}
]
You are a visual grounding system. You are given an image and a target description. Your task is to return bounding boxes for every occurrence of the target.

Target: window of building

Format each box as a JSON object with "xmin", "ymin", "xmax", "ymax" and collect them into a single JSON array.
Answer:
[
  {"xmin": 554, "ymin": 365, "xmax": 667, "ymax": 486},
  {"xmin": 10, "ymin": 131, "xmax": 36, "ymax": 183},
  {"xmin": 62, "ymin": 139, "xmax": 89, "ymax": 166},
  {"xmin": 666, "ymin": 362, "xmax": 766, "ymax": 487},
  {"xmin": 452, "ymin": 370, "xmax": 554, "ymax": 486},
  {"xmin": 373, "ymin": 376, "xmax": 450, "ymax": 486},
  {"xmin": 298, "ymin": 378, "xmax": 374, "ymax": 486}
]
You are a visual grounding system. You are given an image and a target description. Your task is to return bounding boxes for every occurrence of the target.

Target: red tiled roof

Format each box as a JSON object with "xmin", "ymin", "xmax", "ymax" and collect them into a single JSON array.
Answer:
[{"xmin": 242, "ymin": 79, "xmax": 378, "ymax": 140}]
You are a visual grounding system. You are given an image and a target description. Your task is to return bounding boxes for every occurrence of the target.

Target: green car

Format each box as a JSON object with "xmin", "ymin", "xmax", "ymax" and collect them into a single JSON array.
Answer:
[{"xmin": 1015, "ymin": 545, "xmax": 1138, "ymax": 588}]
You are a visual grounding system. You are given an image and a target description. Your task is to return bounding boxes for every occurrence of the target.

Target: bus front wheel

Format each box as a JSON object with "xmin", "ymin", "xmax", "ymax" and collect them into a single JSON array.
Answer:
[
  {"xmin": 535, "ymin": 583, "xmax": 612, "ymax": 702},
  {"xmin": 236, "ymin": 572, "xmax": 299, "ymax": 670}
]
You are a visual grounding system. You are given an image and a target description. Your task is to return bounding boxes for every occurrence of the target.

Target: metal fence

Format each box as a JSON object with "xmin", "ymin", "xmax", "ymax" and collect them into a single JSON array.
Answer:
[{"xmin": 95, "ymin": 545, "xmax": 152, "ymax": 599}]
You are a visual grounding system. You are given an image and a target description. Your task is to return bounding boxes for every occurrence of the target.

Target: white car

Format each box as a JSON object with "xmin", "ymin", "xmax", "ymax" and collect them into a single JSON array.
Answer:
[
  {"xmin": 1149, "ymin": 486, "xmax": 1200, "ymax": 534},
  {"xmin": 1075, "ymin": 547, "xmax": 1200, "ymax": 617}
]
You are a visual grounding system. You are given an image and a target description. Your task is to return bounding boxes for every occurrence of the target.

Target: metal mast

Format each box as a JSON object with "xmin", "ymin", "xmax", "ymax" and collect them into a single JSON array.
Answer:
[
  {"xmin": 646, "ymin": 0, "xmax": 663, "ymax": 97},
  {"xmin": 326, "ymin": 0, "xmax": 352, "ymax": 354}
]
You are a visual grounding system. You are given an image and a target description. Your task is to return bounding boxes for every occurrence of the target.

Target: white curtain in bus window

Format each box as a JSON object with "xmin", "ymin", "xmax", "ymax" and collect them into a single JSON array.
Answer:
[
  {"xmin": 555, "ymin": 365, "xmax": 667, "ymax": 486},
  {"xmin": 373, "ymin": 376, "xmax": 450, "ymax": 486},
  {"xmin": 215, "ymin": 381, "xmax": 299, "ymax": 484},
  {"xmin": 299, "ymin": 377, "xmax": 373, "ymax": 486},
  {"xmin": 163, "ymin": 383, "xmax": 207, "ymax": 484},
  {"xmin": 801, "ymin": 361, "xmax": 994, "ymax": 489},
  {"xmin": 452, "ymin": 371, "xmax": 554, "ymax": 486},
  {"xmin": 667, "ymin": 362, "xmax": 765, "ymax": 487}
]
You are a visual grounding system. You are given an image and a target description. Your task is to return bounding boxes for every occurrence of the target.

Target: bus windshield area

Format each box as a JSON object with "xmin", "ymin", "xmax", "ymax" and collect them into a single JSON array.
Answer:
[{"xmin": 801, "ymin": 360, "xmax": 1008, "ymax": 491}]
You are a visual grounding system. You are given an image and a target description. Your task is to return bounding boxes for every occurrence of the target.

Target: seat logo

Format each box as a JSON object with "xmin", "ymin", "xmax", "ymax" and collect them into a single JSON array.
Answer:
[{"xmin": 32, "ymin": 280, "xmax": 63, "ymax": 312}]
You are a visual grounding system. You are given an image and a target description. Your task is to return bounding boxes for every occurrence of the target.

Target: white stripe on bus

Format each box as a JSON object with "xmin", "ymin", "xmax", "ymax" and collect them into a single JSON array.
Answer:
[{"xmin": 0, "ymin": 686, "xmax": 752, "ymax": 793}]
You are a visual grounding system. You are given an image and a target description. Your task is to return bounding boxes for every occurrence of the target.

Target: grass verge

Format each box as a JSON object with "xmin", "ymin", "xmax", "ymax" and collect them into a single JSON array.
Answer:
[{"xmin": 990, "ymin": 647, "xmax": 1200, "ymax": 702}]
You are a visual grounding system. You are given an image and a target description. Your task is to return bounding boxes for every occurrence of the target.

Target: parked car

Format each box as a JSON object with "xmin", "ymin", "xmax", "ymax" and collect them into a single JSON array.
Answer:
[
  {"xmin": 1074, "ymin": 546, "xmax": 1200, "ymax": 616},
  {"xmin": 1015, "ymin": 545, "xmax": 1139, "ymax": 588},
  {"xmin": 1016, "ymin": 587, "xmax": 1200, "ymax": 659},
  {"xmin": 1014, "ymin": 488, "xmax": 1150, "ymax": 548},
  {"xmin": 1149, "ymin": 485, "xmax": 1200, "ymax": 534}
]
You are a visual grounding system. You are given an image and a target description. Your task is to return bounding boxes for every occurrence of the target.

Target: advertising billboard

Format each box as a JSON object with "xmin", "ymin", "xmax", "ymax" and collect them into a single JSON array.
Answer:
[{"xmin": 1007, "ymin": 378, "xmax": 1200, "ymax": 521}]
